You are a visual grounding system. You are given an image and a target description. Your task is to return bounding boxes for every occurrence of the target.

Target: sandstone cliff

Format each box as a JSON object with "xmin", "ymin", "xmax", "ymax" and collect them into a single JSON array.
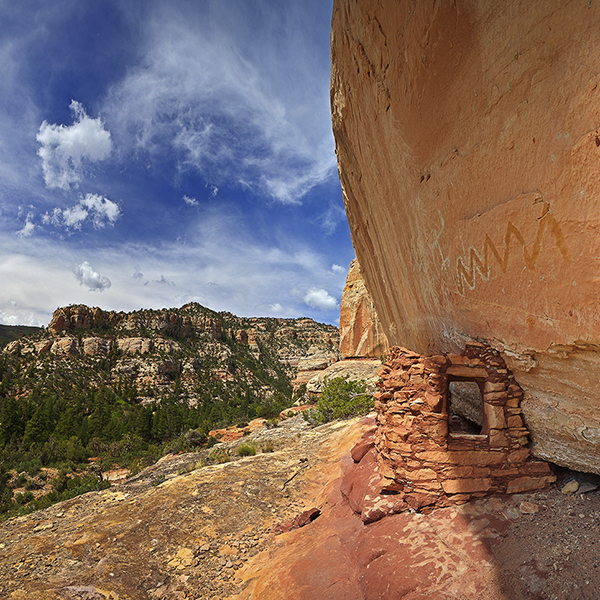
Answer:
[
  {"xmin": 339, "ymin": 259, "xmax": 389, "ymax": 359},
  {"xmin": 331, "ymin": 0, "xmax": 600, "ymax": 473}
]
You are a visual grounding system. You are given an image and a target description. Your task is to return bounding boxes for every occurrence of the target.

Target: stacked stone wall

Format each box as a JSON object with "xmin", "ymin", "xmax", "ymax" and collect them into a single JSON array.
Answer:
[{"xmin": 375, "ymin": 343, "xmax": 555, "ymax": 509}]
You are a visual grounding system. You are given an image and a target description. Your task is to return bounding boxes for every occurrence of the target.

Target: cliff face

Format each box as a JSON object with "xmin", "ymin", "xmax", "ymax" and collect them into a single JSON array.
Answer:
[
  {"xmin": 331, "ymin": 0, "xmax": 600, "ymax": 473},
  {"xmin": 339, "ymin": 259, "xmax": 389, "ymax": 359}
]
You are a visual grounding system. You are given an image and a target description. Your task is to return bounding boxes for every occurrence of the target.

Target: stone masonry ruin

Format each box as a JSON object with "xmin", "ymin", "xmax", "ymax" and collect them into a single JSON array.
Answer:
[{"xmin": 374, "ymin": 343, "xmax": 556, "ymax": 509}]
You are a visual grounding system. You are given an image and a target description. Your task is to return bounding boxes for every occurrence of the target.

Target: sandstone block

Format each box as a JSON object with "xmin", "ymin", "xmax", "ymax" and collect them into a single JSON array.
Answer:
[
  {"xmin": 491, "ymin": 467, "xmax": 519, "ymax": 477},
  {"xmin": 384, "ymin": 441, "xmax": 413, "ymax": 455},
  {"xmin": 484, "ymin": 381, "xmax": 506, "ymax": 393},
  {"xmin": 507, "ymin": 448, "xmax": 530, "ymax": 464},
  {"xmin": 442, "ymin": 478, "xmax": 492, "ymax": 494},
  {"xmin": 411, "ymin": 480, "xmax": 443, "ymax": 492},
  {"xmin": 441, "ymin": 465, "xmax": 473, "ymax": 478},
  {"xmin": 448, "ymin": 354, "xmax": 484, "ymax": 366},
  {"xmin": 417, "ymin": 450, "xmax": 505, "ymax": 466},
  {"xmin": 484, "ymin": 391, "xmax": 508, "ymax": 402},
  {"xmin": 470, "ymin": 467, "xmax": 492, "ymax": 478},
  {"xmin": 506, "ymin": 476, "xmax": 554, "ymax": 494},
  {"xmin": 507, "ymin": 415, "xmax": 523, "ymax": 428},
  {"xmin": 489, "ymin": 430, "xmax": 509, "ymax": 448},
  {"xmin": 485, "ymin": 404, "xmax": 507, "ymax": 429},
  {"xmin": 400, "ymin": 467, "xmax": 438, "ymax": 482}
]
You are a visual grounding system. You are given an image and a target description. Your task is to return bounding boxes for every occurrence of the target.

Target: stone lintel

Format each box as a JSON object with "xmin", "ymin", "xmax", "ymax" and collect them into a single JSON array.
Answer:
[{"xmin": 445, "ymin": 365, "xmax": 488, "ymax": 378}]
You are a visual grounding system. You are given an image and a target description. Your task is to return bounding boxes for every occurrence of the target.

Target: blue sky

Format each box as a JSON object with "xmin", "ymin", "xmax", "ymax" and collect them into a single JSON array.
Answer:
[{"xmin": 0, "ymin": 0, "xmax": 354, "ymax": 327}]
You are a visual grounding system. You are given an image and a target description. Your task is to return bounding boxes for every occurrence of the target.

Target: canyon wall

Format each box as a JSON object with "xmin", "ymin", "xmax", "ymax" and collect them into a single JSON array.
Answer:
[
  {"xmin": 339, "ymin": 259, "xmax": 389, "ymax": 358},
  {"xmin": 331, "ymin": 0, "xmax": 600, "ymax": 473}
]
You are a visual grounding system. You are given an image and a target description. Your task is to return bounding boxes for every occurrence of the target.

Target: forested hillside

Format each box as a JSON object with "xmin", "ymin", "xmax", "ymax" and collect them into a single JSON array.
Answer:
[
  {"xmin": 0, "ymin": 324, "xmax": 42, "ymax": 348},
  {"xmin": 0, "ymin": 303, "xmax": 339, "ymax": 519}
]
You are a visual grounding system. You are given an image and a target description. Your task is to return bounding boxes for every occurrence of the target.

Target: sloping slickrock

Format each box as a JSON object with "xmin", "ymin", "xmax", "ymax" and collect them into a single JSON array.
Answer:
[
  {"xmin": 339, "ymin": 259, "xmax": 389, "ymax": 359},
  {"xmin": 331, "ymin": 0, "xmax": 600, "ymax": 473},
  {"xmin": 1, "ymin": 416, "xmax": 600, "ymax": 599}
]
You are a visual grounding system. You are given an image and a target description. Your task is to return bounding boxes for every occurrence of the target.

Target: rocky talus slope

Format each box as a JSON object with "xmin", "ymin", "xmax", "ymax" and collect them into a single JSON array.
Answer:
[
  {"xmin": 331, "ymin": 0, "xmax": 600, "ymax": 474},
  {"xmin": 1, "ymin": 415, "xmax": 599, "ymax": 600}
]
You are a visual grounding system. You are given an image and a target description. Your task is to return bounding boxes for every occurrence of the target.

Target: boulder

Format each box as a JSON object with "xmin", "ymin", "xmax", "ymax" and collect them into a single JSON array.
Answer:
[
  {"xmin": 305, "ymin": 358, "xmax": 382, "ymax": 394},
  {"xmin": 339, "ymin": 259, "xmax": 389, "ymax": 359},
  {"xmin": 331, "ymin": 0, "xmax": 600, "ymax": 474}
]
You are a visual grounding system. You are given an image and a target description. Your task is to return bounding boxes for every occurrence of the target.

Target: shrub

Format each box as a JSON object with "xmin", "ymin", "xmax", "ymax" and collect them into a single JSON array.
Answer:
[
  {"xmin": 13, "ymin": 473, "xmax": 27, "ymax": 488},
  {"xmin": 262, "ymin": 441, "xmax": 274, "ymax": 453},
  {"xmin": 237, "ymin": 443, "xmax": 256, "ymax": 457},
  {"xmin": 306, "ymin": 377, "xmax": 372, "ymax": 425},
  {"xmin": 207, "ymin": 448, "xmax": 230, "ymax": 464}
]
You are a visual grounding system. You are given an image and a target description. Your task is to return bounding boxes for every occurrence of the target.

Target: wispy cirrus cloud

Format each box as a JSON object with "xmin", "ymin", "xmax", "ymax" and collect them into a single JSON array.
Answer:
[
  {"xmin": 102, "ymin": 1, "xmax": 336, "ymax": 205},
  {"xmin": 37, "ymin": 100, "xmax": 112, "ymax": 190}
]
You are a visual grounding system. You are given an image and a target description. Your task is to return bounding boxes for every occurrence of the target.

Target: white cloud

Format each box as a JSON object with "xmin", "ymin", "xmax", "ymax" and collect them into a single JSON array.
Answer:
[
  {"xmin": 0, "ymin": 202, "xmax": 348, "ymax": 327},
  {"xmin": 37, "ymin": 100, "xmax": 112, "ymax": 190},
  {"xmin": 183, "ymin": 195, "xmax": 198, "ymax": 206},
  {"xmin": 331, "ymin": 264, "xmax": 345, "ymax": 274},
  {"xmin": 43, "ymin": 194, "xmax": 120, "ymax": 230},
  {"xmin": 16, "ymin": 212, "xmax": 35, "ymax": 238},
  {"xmin": 303, "ymin": 288, "xmax": 338, "ymax": 311},
  {"xmin": 74, "ymin": 261, "xmax": 111, "ymax": 291},
  {"xmin": 317, "ymin": 202, "xmax": 348, "ymax": 234}
]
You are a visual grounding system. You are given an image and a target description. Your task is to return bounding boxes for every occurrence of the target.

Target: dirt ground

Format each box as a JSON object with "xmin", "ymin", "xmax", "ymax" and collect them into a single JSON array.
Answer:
[{"xmin": 486, "ymin": 466, "xmax": 600, "ymax": 600}]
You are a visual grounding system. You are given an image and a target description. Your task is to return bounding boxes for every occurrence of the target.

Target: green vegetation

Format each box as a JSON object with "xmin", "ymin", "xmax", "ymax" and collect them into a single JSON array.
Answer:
[
  {"xmin": 0, "ymin": 325, "xmax": 42, "ymax": 349},
  {"xmin": 0, "ymin": 303, "xmax": 338, "ymax": 520},
  {"xmin": 305, "ymin": 377, "xmax": 372, "ymax": 425},
  {"xmin": 236, "ymin": 442, "xmax": 256, "ymax": 457}
]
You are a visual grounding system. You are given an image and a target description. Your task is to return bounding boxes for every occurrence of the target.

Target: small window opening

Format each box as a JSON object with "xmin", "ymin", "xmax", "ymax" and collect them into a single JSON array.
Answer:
[{"xmin": 448, "ymin": 380, "xmax": 484, "ymax": 435}]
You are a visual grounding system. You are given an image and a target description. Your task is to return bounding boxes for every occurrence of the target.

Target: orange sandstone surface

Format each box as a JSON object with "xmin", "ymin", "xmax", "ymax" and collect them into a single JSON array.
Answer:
[{"xmin": 331, "ymin": 0, "xmax": 600, "ymax": 474}]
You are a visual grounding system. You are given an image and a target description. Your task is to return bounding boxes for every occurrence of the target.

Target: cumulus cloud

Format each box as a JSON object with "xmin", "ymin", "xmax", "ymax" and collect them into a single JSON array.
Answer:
[
  {"xmin": 37, "ymin": 100, "xmax": 112, "ymax": 190},
  {"xmin": 16, "ymin": 212, "xmax": 35, "ymax": 238},
  {"xmin": 43, "ymin": 194, "xmax": 120, "ymax": 230},
  {"xmin": 303, "ymin": 288, "xmax": 338, "ymax": 311},
  {"xmin": 73, "ymin": 261, "xmax": 111, "ymax": 291},
  {"xmin": 331, "ymin": 264, "xmax": 345, "ymax": 274}
]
